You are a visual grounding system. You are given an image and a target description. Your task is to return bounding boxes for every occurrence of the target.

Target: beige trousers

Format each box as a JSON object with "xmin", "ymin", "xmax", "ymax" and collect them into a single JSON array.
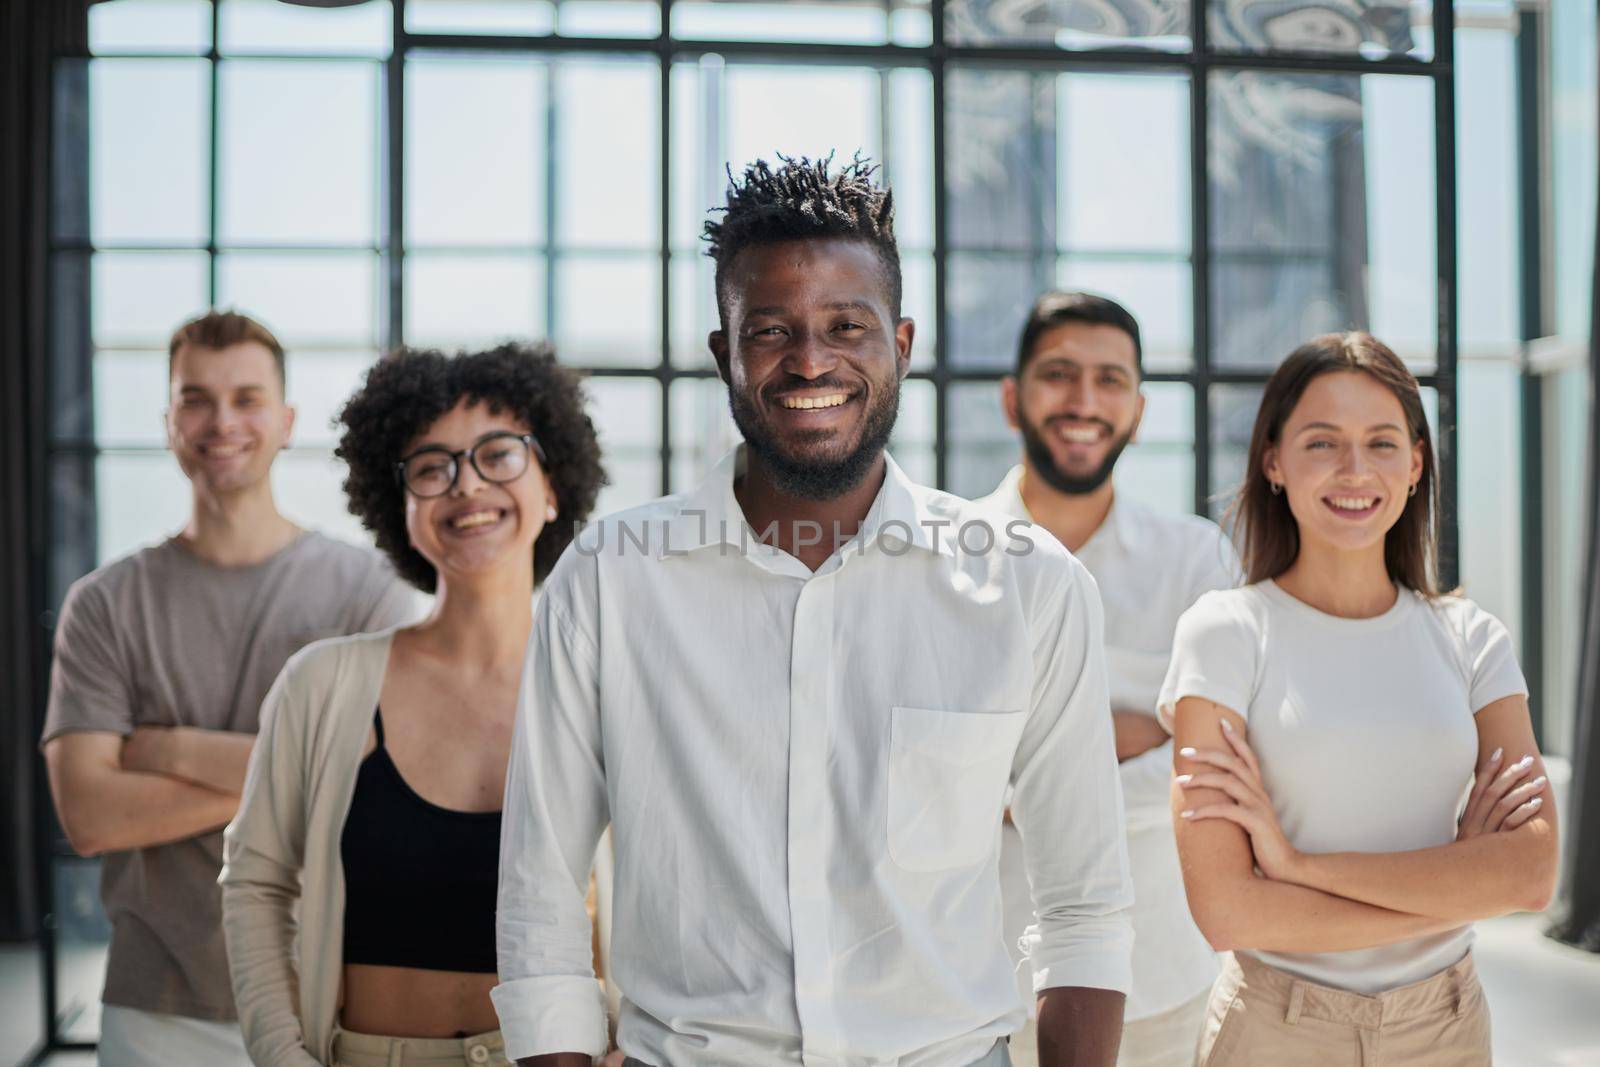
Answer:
[
  {"xmin": 331, "ymin": 1025, "xmax": 511, "ymax": 1067},
  {"xmin": 1196, "ymin": 952, "xmax": 1491, "ymax": 1067},
  {"xmin": 1009, "ymin": 988, "xmax": 1210, "ymax": 1067}
]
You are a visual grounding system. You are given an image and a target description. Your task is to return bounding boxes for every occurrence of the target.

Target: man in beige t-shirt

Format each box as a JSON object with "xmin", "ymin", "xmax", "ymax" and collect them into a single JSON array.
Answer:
[{"xmin": 41, "ymin": 311, "xmax": 416, "ymax": 1066}]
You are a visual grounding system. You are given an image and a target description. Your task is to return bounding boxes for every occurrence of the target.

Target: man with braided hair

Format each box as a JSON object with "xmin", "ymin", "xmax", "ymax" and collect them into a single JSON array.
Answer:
[{"xmin": 493, "ymin": 155, "xmax": 1134, "ymax": 1067}]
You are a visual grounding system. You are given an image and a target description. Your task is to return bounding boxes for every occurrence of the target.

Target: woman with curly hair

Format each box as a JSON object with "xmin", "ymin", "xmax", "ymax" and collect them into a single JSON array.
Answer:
[{"xmin": 219, "ymin": 343, "xmax": 605, "ymax": 1067}]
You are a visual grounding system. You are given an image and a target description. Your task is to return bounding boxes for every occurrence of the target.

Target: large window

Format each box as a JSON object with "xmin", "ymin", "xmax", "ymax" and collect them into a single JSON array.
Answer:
[{"xmin": 41, "ymin": 0, "xmax": 1563, "ymax": 1050}]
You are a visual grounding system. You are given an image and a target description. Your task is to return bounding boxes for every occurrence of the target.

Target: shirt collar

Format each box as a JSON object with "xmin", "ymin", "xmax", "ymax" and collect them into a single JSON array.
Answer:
[
  {"xmin": 994, "ymin": 463, "xmax": 1142, "ymax": 557},
  {"xmin": 660, "ymin": 445, "xmax": 956, "ymax": 561}
]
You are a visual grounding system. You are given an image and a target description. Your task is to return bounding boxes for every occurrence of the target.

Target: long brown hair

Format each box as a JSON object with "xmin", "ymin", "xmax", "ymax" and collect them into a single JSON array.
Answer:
[{"xmin": 1228, "ymin": 332, "xmax": 1439, "ymax": 595}]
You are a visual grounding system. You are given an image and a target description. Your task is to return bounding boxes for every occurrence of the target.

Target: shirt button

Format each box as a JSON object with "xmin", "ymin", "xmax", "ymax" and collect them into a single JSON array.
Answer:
[{"xmin": 468, "ymin": 1044, "xmax": 490, "ymax": 1063}]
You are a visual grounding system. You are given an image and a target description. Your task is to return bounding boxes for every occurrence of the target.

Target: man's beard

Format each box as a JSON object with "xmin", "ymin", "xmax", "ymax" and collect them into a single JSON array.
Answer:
[
  {"xmin": 1019, "ymin": 412, "xmax": 1133, "ymax": 496},
  {"xmin": 729, "ymin": 376, "xmax": 901, "ymax": 501}
]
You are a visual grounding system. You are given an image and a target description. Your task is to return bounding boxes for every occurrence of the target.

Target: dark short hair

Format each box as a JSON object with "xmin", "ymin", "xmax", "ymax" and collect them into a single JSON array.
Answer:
[
  {"xmin": 1228, "ymin": 331, "xmax": 1438, "ymax": 595},
  {"xmin": 168, "ymin": 309, "xmax": 286, "ymax": 390},
  {"xmin": 1015, "ymin": 291, "xmax": 1143, "ymax": 376},
  {"xmin": 335, "ymin": 343, "xmax": 607, "ymax": 591},
  {"xmin": 703, "ymin": 153, "xmax": 900, "ymax": 328}
]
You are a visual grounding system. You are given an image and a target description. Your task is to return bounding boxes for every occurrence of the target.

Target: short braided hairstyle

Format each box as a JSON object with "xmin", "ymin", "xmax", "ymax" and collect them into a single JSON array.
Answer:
[
  {"xmin": 336, "ymin": 342, "xmax": 606, "ymax": 591},
  {"xmin": 703, "ymin": 153, "xmax": 900, "ymax": 327}
]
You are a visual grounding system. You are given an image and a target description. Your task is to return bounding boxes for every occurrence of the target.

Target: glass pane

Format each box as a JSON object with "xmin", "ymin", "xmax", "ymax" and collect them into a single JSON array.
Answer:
[
  {"xmin": 53, "ymin": 854, "xmax": 110, "ymax": 1043},
  {"xmin": 97, "ymin": 451, "xmax": 190, "ymax": 560},
  {"xmin": 555, "ymin": 58, "xmax": 658, "ymax": 248},
  {"xmin": 273, "ymin": 449, "xmax": 371, "ymax": 544},
  {"xmin": 404, "ymin": 253, "xmax": 545, "ymax": 350},
  {"xmin": 1058, "ymin": 74, "xmax": 1189, "ymax": 253},
  {"xmin": 406, "ymin": 57, "xmax": 546, "ymax": 248},
  {"xmin": 557, "ymin": 1, "xmax": 660, "ymax": 37},
  {"xmin": 1056, "ymin": 257, "xmax": 1192, "ymax": 372},
  {"xmin": 219, "ymin": 0, "xmax": 393, "ymax": 57},
  {"xmin": 1551, "ymin": 0, "xmax": 1597, "ymax": 340},
  {"xmin": 947, "ymin": 68, "xmax": 1190, "ymax": 255},
  {"xmin": 287, "ymin": 351, "xmax": 379, "ymax": 450},
  {"xmin": 724, "ymin": 65, "xmax": 881, "ymax": 184},
  {"xmin": 407, "ymin": 0, "xmax": 556, "ymax": 36},
  {"xmin": 670, "ymin": 377, "xmax": 739, "ymax": 493},
  {"xmin": 587, "ymin": 378, "xmax": 662, "ymax": 517},
  {"xmin": 674, "ymin": 0, "xmax": 931, "ymax": 47},
  {"xmin": 669, "ymin": 251, "xmax": 716, "ymax": 369},
  {"xmin": 92, "ymin": 251, "xmax": 209, "ymax": 349},
  {"xmin": 946, "ymin": 0, "xmax": 1191, "ymax": 52},
  {"xmin": 1120, "ymin": 381, "xmax": 1193, "ymax": 515},
  {"xmin": 902, "ymin": 251, "xmax": 936, "ymax": 370},
  {"xmin": 219, "ymin": 61, "xmax": 380, "ymax": 246},
  {"xmin": 887, "ymin": 68, "xmax": 936, "ymax": 250},
  {"xmin": 1209, "ymin": 71, "xmax": 1436, "ymax": 371},
  {"xmin": 90, "ymin": 59, "xmax": 210, "ymax": 245},
  {"xmin": 1457, "ymin": 358, "xmax": 1521, "ymax": 644},
  {"xmin": 946, "ymin": 380, "xmax": 1017, "ymax": 500},
  {"xmin": 947, "ymin": 251, "xmax": 1051, "ymax": 372},
  {"xmin": 0, "ymin": 939, "xmax": 43, "ymax": 1063},
  {"xmin": 670, "ymin": 60, "xmax": 918, "ymax": 244},
  {"xmin": 93, "ymin": 350, "xmax": 168, "ymax": 447},
  {"xmin": 90, "ymin": 0, "xmax": 210, "ymax": 55},
  {"xmin": 216, "ymin": 253, "xmax": 380, "ymax": 348},
  {"xmin": 890, "ymin": 378, "xmax": 936, "ymax": 487},
  {"xmin": 1207, "ymin": 383, "xmax": 1261, "ymax": 520},
  {"xmin": 1455, "ymin": 26, "xmax": 1519, "ymax": 352},
  {"xmin": 1209, "ymin": 0, "xmax": 1431, "ymax": 60},
  {"xmin": 552, "ymin": 255, "xmax": 660, "ymax": 367}
]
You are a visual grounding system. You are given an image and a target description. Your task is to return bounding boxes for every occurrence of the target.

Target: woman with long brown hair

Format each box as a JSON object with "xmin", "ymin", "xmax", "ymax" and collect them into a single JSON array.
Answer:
[{"xmin": 1160, "ymin": 332, "xmax": 1557, "ymax": 1065}]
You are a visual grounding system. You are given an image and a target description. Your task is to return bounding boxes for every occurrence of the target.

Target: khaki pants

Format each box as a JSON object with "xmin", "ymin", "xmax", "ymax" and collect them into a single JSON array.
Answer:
[
  {"xmin": 623, "ymin": 1039, "xmax": 1010, "ymax": 1067},
  {"xmin": 1009, "ymin": 988, "xmax": 1210, "ymax": 1067},
  {"xmin": 1196, "ymin": 952, "xmax": 1491, "ymax": 1066},
  {"xmin": 332, "ymin": 1025, "xmax": 510, "ymax": 1067}
]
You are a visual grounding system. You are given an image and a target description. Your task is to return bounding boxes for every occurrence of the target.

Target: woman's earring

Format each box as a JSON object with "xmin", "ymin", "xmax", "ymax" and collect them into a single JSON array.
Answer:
[
  {"xmin": 1408, "ymin": 483, "xmax": 1418, "ymax": 498},
  {"xmin": 1269, "ymin": 482, "xmax": 1283, "ymax": 496},
  {"xmin": 546, "ymin": 504, "xmax": 559, "ymax": 522}
]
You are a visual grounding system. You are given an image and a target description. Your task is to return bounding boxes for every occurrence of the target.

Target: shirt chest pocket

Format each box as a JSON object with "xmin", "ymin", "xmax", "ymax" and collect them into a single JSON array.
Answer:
[{"xmin": 887, "ymin": 705, "xmax": 1027, "ymax": 872}]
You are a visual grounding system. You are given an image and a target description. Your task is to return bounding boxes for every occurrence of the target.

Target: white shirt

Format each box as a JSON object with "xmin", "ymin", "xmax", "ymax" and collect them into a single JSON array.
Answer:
[
  {"xmin": 1159, "ymin": 581, "xmax": 1528, "ymax": 994},
  {"xmin": 494, "ymin": 448, "xmax": 1134, "ymax": 1066},
  {"xmin": 976, "ymin": 467, "xmax": 1235, "ymax": 1021}
]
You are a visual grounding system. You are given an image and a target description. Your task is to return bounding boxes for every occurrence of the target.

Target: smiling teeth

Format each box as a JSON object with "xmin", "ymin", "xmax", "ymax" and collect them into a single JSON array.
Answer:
[
  {"xmin": 451, "ymin": 511, "xmax": 500, "ymax": 529},
  {"xmin": 1060, "ymin": 427, "xmax": 1100, "ymax": 443},
  {"xmin": 1329, "ymin": 496, "xmax": 1377, "ymax": 510},
  {"xmin": 781, "ymin": 394, "xmax": 849, "ymax": 410}
]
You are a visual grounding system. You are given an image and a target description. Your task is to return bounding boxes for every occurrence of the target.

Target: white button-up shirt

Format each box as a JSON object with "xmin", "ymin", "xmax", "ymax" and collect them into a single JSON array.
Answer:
[
  {"xmin": 977, "ymin": 467, "xmax": 1236, "ymax": 1021},
  {"xmin": 494, "ymin": 448, "xmax": 1134, "ymax": 1066}
]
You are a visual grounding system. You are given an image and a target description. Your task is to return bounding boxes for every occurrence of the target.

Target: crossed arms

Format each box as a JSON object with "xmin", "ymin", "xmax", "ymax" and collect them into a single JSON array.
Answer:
[{"xmin": 45, "ymin": 726, "xmax": 255, "ymax": 856}]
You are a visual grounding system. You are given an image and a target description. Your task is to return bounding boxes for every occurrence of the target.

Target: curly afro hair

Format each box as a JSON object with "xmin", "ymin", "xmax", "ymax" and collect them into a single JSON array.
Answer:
[
  {"xmin": 703, "ymin": 152, "xmax": 900, "ymax": 328},
  {"xmin": 336, "ymin": 343, "xmax": 606, "ymax": 591}
]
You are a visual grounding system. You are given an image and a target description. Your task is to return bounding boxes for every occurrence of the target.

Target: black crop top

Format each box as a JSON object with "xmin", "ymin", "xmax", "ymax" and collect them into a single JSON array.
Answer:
[{"xmin": 340, "ymin": 708, "xmax": 501, "ymax": 973}]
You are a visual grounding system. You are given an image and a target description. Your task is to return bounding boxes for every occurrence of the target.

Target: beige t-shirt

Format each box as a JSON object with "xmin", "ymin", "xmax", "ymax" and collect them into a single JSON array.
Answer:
[{"xmin": 42, "ymin": 531, "xmax": 417, "ymax": 1021}]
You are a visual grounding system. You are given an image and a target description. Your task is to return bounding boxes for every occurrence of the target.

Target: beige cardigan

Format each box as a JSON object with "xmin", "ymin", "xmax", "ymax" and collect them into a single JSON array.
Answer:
[{"xmin": 220, "ymin": 629, "xmax": 397, "ymax": 1067}]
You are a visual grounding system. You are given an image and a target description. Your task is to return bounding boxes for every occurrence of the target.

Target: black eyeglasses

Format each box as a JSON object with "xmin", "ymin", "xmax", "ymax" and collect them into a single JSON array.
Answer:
[{"xmin": 396, "ymin": 432, "xmax": 548, "ymax": 499}]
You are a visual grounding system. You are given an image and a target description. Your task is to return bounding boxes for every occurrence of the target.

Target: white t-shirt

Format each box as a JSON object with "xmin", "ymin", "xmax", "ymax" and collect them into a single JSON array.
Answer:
[
  {"xmin": 977, "ymin": 468, "xmax": 1237, "ymax": 1020},
  {"xmin": 1158, "ymin": 580, "xmax": 1528, "ymax": 994}
]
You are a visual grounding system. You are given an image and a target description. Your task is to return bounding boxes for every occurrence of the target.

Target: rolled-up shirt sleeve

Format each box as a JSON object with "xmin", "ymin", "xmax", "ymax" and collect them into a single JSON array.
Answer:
[
  {"xmin": 1010, "ymin": 558, "xmax": 1135, "ymax": 996},
  {"xmin": 492, "ymin": 558, "xmax": 611, "ymax": 1061}
]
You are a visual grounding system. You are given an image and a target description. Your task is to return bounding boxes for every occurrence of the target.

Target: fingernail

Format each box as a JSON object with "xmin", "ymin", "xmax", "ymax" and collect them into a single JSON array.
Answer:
[
  {"xmin": 1179, "ymin": 747, "xmax": 1197, "ymax": 757},
  {"xmin": 1531, "ymin": 777, "xmax": 1547, "ymax": 789},
  {"xmin": 1489, "ymin": 747, "xmax": 1503, "ymax": 762},
  {"xmin": 1221, "ymin": 719, "xmax": 1234, "ymax": 733},
  {"xmin": 1529, "ymin": 797, "xmax": 1543, "ymax": 808},
  {"xmin": 1180, "ymin": 810, "xmax": 1196, "ymax": 819},
  {"xmin": 1517, "ymin": 755, "xmax": 1535, "ymax": 769},
  {"xmin": 1176, "ymin": 774, "xmax": 1193, "ymax": 785}
]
